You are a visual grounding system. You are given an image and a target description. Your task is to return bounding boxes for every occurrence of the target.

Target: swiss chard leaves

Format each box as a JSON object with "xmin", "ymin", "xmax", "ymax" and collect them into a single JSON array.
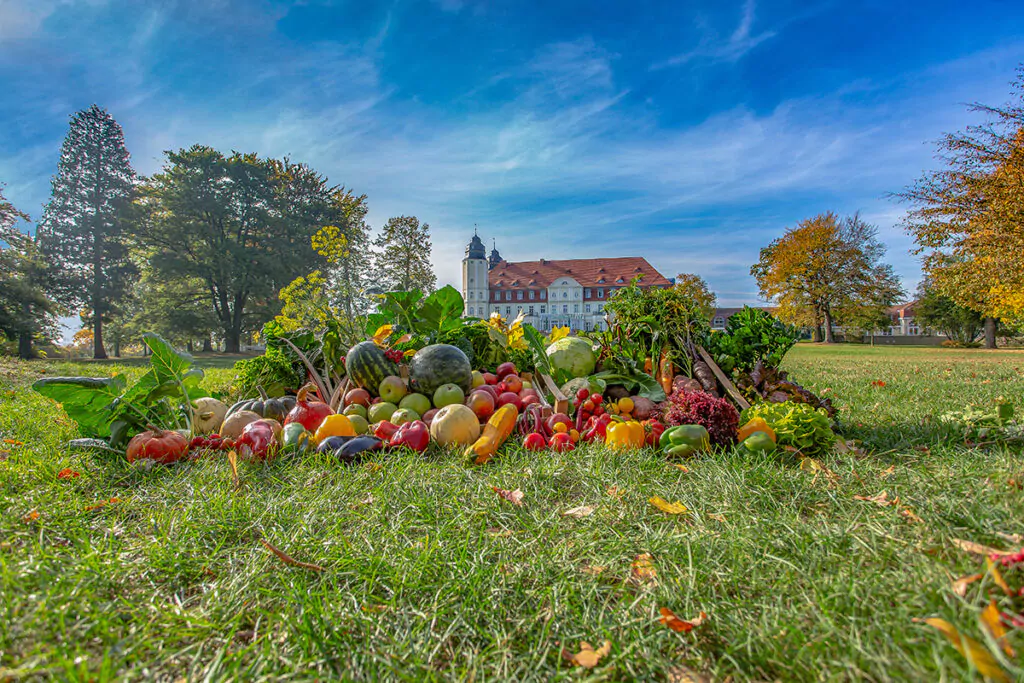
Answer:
[{"xmin": 32, "ymin": 376, "xmax": 128, "ymax": 438}]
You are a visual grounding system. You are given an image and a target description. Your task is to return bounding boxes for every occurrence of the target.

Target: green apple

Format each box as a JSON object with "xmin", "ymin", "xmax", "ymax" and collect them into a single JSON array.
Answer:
[
  {"xmin": 368, "ymin": 401, "xmax": 398, "ymax": 424},
  {"xmin": 400, "ymin": 392, "xmax": 431, "ymax": 415},
  {"xmin": 343, "ymin": 403, "xmax": 367, "ymax": 419},
  {"xmin": 378, "ymin": 376, "xmax": 408, "ymax": 404},
  {"xmin": 433, "ymin": 383, "xmax": 465, "ymax": 409},
  {"xmin": 471, "ymin": 370, "xmax": 486, "ymax": 388},
  {"xmin": 391, "ymin": 407, "xmax": 420, "ymax": 425},
  {"xmin": 348, "ymin": 414, "xmax": 370, "ymax": 435}
]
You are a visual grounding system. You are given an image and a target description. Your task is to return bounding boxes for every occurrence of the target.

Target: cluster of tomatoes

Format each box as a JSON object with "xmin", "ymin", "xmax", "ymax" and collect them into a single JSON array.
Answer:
[{"xmin": 188, "ymin": 433, "xmax": 233, "ymax": 453}]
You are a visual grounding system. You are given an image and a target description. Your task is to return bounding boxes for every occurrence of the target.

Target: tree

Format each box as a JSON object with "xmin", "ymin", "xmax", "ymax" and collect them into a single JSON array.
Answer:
[
  {"xmin": 36, "ymin": 105, "xmax": 137, "ymax": 359},
  {"xmin": 897, "ymin": 67, "xmax": 1024, "ymax": 347},
  {"xmin": 751, "ymin": 212, "xmax": 904, "ymax": 343},
  {"xmin": 0, "ymin": 184, "xmax": 57, "ymax": 358},
  {"xmin": 140, "ymin": 146, "xmax": 335, "ymax": 353},
  {"xmin": 372, "ymin": 216, "xmax": 437, "ymax": 293},
  {"xmin": 672, "ymin": 273, "xmax": 717, "ymax": 320},
  {"xmin": 915, "ymin": 279, "xmax": 984, "ymax": 344}
]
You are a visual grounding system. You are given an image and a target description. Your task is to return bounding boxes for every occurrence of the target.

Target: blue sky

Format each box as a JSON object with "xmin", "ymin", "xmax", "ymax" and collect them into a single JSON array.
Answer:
[{"xmin": 2, "ymin": 0, "xmax": 1023, "ymax": 312}]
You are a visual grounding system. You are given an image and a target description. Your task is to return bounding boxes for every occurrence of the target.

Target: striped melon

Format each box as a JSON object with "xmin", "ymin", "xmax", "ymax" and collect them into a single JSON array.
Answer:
[
  {"xmin": 345, "ymin": 341, "xmax": 399, "ymax": 396},
  {"xmin": 408, "ymin": 344, "xmax": 473, "ymax": 396}
]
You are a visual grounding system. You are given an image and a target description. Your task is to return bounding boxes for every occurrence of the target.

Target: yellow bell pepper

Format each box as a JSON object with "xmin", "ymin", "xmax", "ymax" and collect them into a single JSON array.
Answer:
[
  {"xmin": 606, "ymin": 420, "xmax": 646, "ymax": 450},
  {"xmin": 737, "ymin": 417, "xmax": 776, "ymax": 444},
  {"xmin": 313, "ymin": 414, "xmax": 355, "ymax": 443}
]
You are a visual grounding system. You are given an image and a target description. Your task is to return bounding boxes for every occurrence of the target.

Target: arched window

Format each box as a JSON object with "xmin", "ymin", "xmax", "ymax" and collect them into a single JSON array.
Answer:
[{"xmin": 469, "ymin": 306, "xmax": 475, "ymax": 315}]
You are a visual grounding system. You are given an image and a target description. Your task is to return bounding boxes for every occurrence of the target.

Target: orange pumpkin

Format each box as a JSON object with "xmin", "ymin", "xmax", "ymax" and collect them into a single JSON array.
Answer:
[{"xmin": 126, "ymin": 428, "xmax": 190, "ymax": 464}]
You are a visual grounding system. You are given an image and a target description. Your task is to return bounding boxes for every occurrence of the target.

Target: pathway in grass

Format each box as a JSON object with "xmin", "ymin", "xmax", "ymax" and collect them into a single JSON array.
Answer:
[{"xmin": 1, "ymin": 347, "xmax": 1023, "ymax": 681}]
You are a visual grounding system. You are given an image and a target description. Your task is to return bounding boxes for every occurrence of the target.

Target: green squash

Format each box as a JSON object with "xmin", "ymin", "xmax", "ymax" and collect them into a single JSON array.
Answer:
[{"xmin": 226, "ymin": 386, "xmax": 296, "ymax": 423}]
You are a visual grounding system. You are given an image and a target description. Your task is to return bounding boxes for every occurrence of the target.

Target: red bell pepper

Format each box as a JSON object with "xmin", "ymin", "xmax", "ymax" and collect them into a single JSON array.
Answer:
[
  {"xmin": 374, "ymin": 421, "xmax": 400, "ymax": 443},
  {"xmin": 582, "ymin": 413, "xmax": 613, "ymax": 442},
  {"xmin": 644, "ymin": 419, "xmax": 666, "ymax": 448},
  {"xmin": 390, "ymin": 420, "xmax": 430, "ymax": 452}
]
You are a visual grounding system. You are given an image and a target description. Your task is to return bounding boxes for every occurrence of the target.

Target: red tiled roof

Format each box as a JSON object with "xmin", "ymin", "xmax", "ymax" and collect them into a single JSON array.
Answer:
[{"xmin": 489, "ymin": 257, "xmax": 671, "ymax": 289}]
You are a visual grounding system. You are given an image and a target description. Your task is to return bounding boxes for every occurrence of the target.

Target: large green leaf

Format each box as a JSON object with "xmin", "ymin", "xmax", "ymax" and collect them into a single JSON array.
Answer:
[
  {"xmin": 32, "ymin": 375, "xmax": 128, "ymax": 438},
  {"xmin": 144, "ymin": 332, "xmax": 198, "ymax": 384},
  {"xmin": 418, "ymin": 285, "xmax": 465, "ymax": 334},
  {"xmin": 591, "ymin": 370, "xmax": 666, "ymax": 402}
]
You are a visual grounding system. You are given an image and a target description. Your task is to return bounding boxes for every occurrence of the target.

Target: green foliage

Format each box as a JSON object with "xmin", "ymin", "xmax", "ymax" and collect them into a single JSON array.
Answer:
[
  {"xmin": 916, "ymin": 280, "xmax": 984, "ymax": 344},
  {"xmin": 707, "ymin": 307, "xmax": 798, "ymax": 374},
  {"xmin": 33, "ymin": 333, "xmax": 210, "ymax": 446},
  {"xmin": 365, "ymin": 286, "xmax": 467, "ymax": 348},
  {"xmin": 741, "ymin": 401, "xmax": 835, "ymax": 457},
  {"xmin": 372, "ymin": 215, "xmax": 437, "ymax": 293}
]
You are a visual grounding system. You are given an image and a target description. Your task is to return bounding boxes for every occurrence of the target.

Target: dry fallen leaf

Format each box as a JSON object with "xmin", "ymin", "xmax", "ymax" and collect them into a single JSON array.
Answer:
[
  {"xmin": 84, "ymin": 497, "xmax": 119, "ymax": 512},
  {"xmin": 492, "ymin": 487, "xmax": 524, "ymax": 506},
  {"xmin": 56, "ymin": 468, "xmax": 80, "ymax": 480},
  {"xmin": 981, "ymin": 599, "xmax": 1016, "ymax": 658},
  {"xmin": 669, "ymin": 464, "xmax": 690, "ymax": 473},
  {"xmin": 363, "ymin": 462, "xmax": 383, "ymax": 474},
  {"xmin": 995, "ymin": 532, "xmax": 1024, "ymax": 545},
  {"xmin": 658, "ymin": 608, "xmax": 708, "ymax": 633},
  {"xmin": 22, "ymin": 509, "xmax": 39, "ymax": 523},
  {"xmin": 630, "ymin": 553, "xmax": 658, "ymax": 586},
  {"xmin": 914, "ymin": 617, "xmax": 1008, "ymax": 682},
  {"xmin": 3, "ymin": 439, "xmax": 23, "ymax": 446},
  {"xmin": 563, "ymin": 505, "xmax": 595, "ymax": 518},
  {"xmin": 580, "ymin": 564, "xmax": 606, "ymax": 576},
  {"xmin": 986, "ymin": 558, "xmax": 1014, "ymax": 596},
  {"xmin": 854, "ymin": 490, "xmax": 899, "ymax": 507},
  {"xmin": 649, "ymin": 496, "xmax": 689, "ymax": 515},
  {"xmin": 259, "ymin": 538, "xmax": 325, "ymax": 572},
  {"xmin": 562, "ymin": 640, "xmax": 611, "ymax": 668},
  {"xmin": 952, "ymin": 539, "xmax": 1017, "ymax": 557},
  {"xmin": 667, "ymin": 665, "xmax": 711, "ymax": 683},
  {"xmin": 227, "ymin": 449, "xmax": 240, "ymax": 490},
  {"xmin": 485, "ymin": 528, "xmax": 512, "ymax": 538},
  {"xmin": 707, "ymin": 513, "xmax": 727, "ymax": 523},
  {"xmin": 952, "ymin": 573, "xmax": 983, "ymax": 597},
  {"xmin": 880, "ymin": 465, "xmax": 896, "ymax": 478},
  {"xmin": 901, "ymin": 508, "xmax": 924, "ymax": 523},
  {"xmin": 606, "ymin": 485, "xmax": 624, "ymax": 498}
]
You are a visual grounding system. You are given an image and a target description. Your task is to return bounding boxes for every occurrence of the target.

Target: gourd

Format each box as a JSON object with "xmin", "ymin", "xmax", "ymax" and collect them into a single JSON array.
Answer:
[
  {"xmin": 126, "ymin": 427, "xmax": 190, "ymax": 464},
  {"xmin": 225, "ymin": 386, "xmax": 296, "ymax": 423},
  {"xmin": 192, "ymin": 397, "xmax": 228, "ymax": 434},
  {"xmin": 283, "ymin": 385, "xmax": 334, "ymax": 432}
]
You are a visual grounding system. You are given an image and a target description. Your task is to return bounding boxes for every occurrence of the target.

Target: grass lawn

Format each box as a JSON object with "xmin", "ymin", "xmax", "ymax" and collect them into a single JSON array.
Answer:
[{"xmin": 2, "ymin": 345, "xmax": 1023, "ymax": 681}]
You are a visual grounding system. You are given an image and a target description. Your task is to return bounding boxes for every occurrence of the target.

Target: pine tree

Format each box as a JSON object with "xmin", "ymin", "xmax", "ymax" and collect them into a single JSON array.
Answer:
[
  {"xmin": 0, "ymin": 184, "xmax": 57, "ymax": 358},
  {"xmin": 37, "ymin": 105, "xmax": 137, "ymax": 359},
  {"xmin": 372, "ymin": 215, "xmax": 437, "ymax": 293}
]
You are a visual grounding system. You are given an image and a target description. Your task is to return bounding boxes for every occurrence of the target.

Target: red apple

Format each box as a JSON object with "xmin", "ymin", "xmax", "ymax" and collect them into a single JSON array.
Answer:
[
  {"xmin": 473, "ymin": 385, "xmax": 499, "ymax": 402},
  {"xmin": 519, "ymin": 388, "xmax": 539, "ymax": 401},
  {"xmin": 502, "ymin": 374, "xmax": 523, "ymax": 394},
  {"xmin": 466, "ymin": 390, "xmax": 495, "ymax": 420},
  {"xmin": 523, "ymin": 432, "xmax": 546, "ymax": 451},
  {"xmin": 344, "ymin": 388, "xmax": 371, "ymax": 407},
  {"xmin": 496, "ymin": 362, "xmax": 518, "ymax": 379},
  {"xmin": 498, "ymin": 391, "xmax": 522, "ymax": 411},
  {"xmin": 520, "ymin": 394, "xmax": 540, "ymax": 408},
  {"xmin": 483, "ymin": 372, "xmax": 499, "ymax": 385},
  {"xmin": 422, "ymin": 408, "xmax": 439, "ymax": 426}
]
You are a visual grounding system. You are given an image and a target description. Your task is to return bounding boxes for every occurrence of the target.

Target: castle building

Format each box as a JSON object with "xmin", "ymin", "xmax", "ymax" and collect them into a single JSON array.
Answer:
[{"xmin": 461, "ymin": 232, "xmax": 673, "ymax": 331}]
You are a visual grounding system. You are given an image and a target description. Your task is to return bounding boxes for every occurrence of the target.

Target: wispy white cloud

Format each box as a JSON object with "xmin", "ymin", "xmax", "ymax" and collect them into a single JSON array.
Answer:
[{"xmin": 651, "ymin": 0, "xmax": 776, "ymax": 69}]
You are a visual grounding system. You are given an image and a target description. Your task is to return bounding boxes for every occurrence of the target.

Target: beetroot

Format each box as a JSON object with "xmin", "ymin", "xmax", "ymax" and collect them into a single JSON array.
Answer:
[{"xmin": 663, "ymin": 389, "xmax": 739, "ymax": 446}]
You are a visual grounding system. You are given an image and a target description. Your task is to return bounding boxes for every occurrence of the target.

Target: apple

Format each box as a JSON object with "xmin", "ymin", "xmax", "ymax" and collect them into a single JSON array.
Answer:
[
  {"xmin": 343, "ymin": 404, "xmax": 368, "ymax": 419},
  {"xmin": 547, "ymin": 412, "xmax": 572, "ymax": 432},
  {"xmin": 498, "ymin": 391, "xmax": 522, "ymax": 411},
  {"xmin": 471, "ymin": 370, "xmax": 486, "ymax": 388},
  {"xmin": 348, "ymin": 414, "xmax": 370, "ymax": 435},
  {"xmin": 496, "ymin": 362, "xmax": 518, "ymax": 379},
  {"xmin": 522, "ymin": 380, "xmax": 533, "ymax": 390},
  {"xmin": 391, "ymin": 407, "xmax": 421, "ymax": 425},
  {"xmin": 502, "ymin": 374, "xmax": 523, "ymax": 394},
  {"xmin": 483, "ymin": 372, "xmax": 499, "ymax": 385},
  {"xmin": 466, "ymin": 390, "xmax": 495, "ymax": 420},
  {"xmin": 368, "ymin": 401, "xmax": 398, "ymax": 423},
  {"xmin": 400, "ymin": 392, "xmax": 432, "ymax": 416},
  {"xmin": 520, "ymin": 388, "xmax": 539, "ymax": 401},
  {"xmin": 422, "ymin": 408, "xmax": 439, "ymax": 426},
  {"xmin": 473, "ymin": 384, "xmax": 499, "ymax": 402},
  {"xmin": 378, "ymin": 376, "xmax": 407, "ymax": 404},
  {"xmin": 520, "ymin": 394, "xmax": 540, "ymax": 408},
  {"xmin": 433, "ymin": 383, "xmax": 465, "ymax": 409},
  {"xmin": 344, "ymin": 388, "xmax": 371, "ymax": 407}
]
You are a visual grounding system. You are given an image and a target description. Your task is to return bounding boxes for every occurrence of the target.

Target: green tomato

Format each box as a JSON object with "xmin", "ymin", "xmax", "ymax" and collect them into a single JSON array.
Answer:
[{"xmin": 742, "ymin": 431, "xmax": 776, "ymax": 454}]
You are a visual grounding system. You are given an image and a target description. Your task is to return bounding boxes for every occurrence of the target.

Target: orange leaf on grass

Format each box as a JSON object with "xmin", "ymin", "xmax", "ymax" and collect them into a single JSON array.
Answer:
[
  {"xmin": 631, "ymin": 553, "xmax": 657, "ymax": 586},
  {"xmin": 259, "ymin": 538, "xmax": 325, "ymax": 572},
  {"xmin": 659, "ymin": 608, "xmax": 708, "ymax": 633},
  {"xmin": 914, "ymin": 617, "xmax": 1008, "ymax": 682},
  {"xmin": 561, "ymin": 640, "xmax": 611, "ymax": 668},
  {"xmin": 56, "ymin": 468, "xmax": 80, "ymax": 480},
  {"xmin": 986, "ymin": 558, "xmax": 1014, "ymax": 596},
  {"xmin": 952, "ymin": 573, "xmax": 983, "ymax": 597},
  {"xmin": 870, "ymin": 380, "xmax": 886, "ymax": 388},
  {"xmin": 492, "ymin": 487, "xmax": 524, "ymax": 506},
  {"xmin": 669, "ymin": 464, "xmax": 690, "ymax": 473},
  {"xmin": 3, "ymin": 439, "xmax": 23, "ymax": 446},
  {"xmin": 952, "ymin": 539, "xmax": 1017, "ymax": 557},
  {"xmin": 84, "ymin": 497, "xmax": 120, "ymax": 512},
  {"xmin": 22, "ymin": 509, "xmax": 39, "ymax": 523},
  {"xmin": 853, "ymin": 490, "xmax": 899, "ymax": 507},
  {"xmin": 981, "ymin": 599, "xmax": 1016, "ymax": 658}
]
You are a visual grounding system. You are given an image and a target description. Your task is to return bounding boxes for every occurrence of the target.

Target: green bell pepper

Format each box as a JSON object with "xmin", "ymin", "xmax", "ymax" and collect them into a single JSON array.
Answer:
[
  {"xmin": 282, "ymin": 422, "xmax": 312, "ymax": 452},
  {"xmin": 659, "ymin": 424, "xmax": 710, "ymax": 458}
]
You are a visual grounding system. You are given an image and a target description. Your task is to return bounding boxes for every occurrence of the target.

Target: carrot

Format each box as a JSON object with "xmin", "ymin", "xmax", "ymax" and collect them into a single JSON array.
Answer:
[
  {"xmin": 465, "ymin": 404, "xmax": 519, "ymax": 466},
  {"xmin": 643, "ymin": 357, "xmax": 654, "ymax": 376},
  {"xmin": 658, "ymin": 349, "xmax": 673, "ymax": 396}
]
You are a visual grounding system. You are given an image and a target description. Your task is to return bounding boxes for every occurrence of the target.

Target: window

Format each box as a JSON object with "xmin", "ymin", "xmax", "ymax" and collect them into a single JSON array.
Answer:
[
  {"xmin": 713, "ymin": 317, "xmax": 725, "ymax": 328},
  {"xmin": 505, "ymin": 291, "xmax": 511, "ymax": 301},
  {"xmin": 540, "ymin": 305, "xmax": 546, "ymax": 314},
  {"xmin": 585, "ymin": 288, "xmax": 591, "ymax": 298},
  {"xmin": 598, "ymin": 288, "xmax": 604, "ymax": 298},
  {"xmin": 469, "ymin": 291, "xmax": 474, "ymax": 299},
  {"xmin": 529, "ymin": 290, "xmax": 535, "ymax": 300},
  {"xmin": 575, "ymin": 290, "xmax": 580, "ymax": 298},
  {"xmin": 506, "ymin": 306, "xmax": 511, "ymax": 315},
  {"xmin": 541, "ymin": 291, "xmax": 546, "ymax": 300},
  {"xmin": 585, "ymin": 304, "xmax": 591, "ymax": 313},
  {"xmin": 562, "ymin": 305, "xmax": 568, "ymax": 314},
  {"xmin": 517, "ymin": 291, "xmax": 523, "ymax": 300},
  {"xmin": 573, "ymin": 304, "xmax": 579, "ymax": 313},
  {"xmin": 469, "ymin": 306, "xmax": 474, "ymax": 315},
  {"xmin": 528, "ymin": 305, "xmax": 534, "ymax": 315},
  {"xmin": 493, "ymin": 291, "xmax": 499, "ymax": 301},
  {"xmin": 562, "ymin": 291, "xmax": 568, "ymax": 299}
]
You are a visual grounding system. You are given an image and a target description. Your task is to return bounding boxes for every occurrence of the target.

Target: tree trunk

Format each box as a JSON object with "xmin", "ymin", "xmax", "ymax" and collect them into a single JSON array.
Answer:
[
  {"xmin": 811, "ymin": 326, "xmax": 821, "ymax": 343},
  {"xmin": 18, "ymin": 331, "xmax": 32, "ymax": 360},
  {"xmin": 225, "ymin": 328, "xmax": 241, "ymax": 354},
  {"xmin": 187, "ymin": 340, "xmax": 194, "ymax": 353},
  {"xmin": 202, "ymin": 338, "xmax": 213, "ymax": 353},
  {"xmin": 113, "ymin": 338, "xmax": 121, "ymax": 357},
  {"xmin": 984, "ymin": 317, "xmax": 997, "ymax": 349},
  {"xmin": 823, "ymin": 308, "xmax": 835, "ymax": 344}
]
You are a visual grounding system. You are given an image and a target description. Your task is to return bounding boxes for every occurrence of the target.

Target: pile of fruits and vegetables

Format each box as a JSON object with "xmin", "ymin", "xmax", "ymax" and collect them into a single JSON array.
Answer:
[{"xmin": 32, "ymin": 284, "xmax": 842, "ymax": 467}]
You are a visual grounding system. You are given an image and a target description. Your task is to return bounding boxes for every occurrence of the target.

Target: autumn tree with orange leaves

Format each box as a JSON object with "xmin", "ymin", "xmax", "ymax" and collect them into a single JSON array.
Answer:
[
  {"xmin": 896, "ymin": 67, "xmax": 1024, "ymax": 348},
  {"xmin": 751, "ymin": 212, "xmax": 903, "ymax": 343}
]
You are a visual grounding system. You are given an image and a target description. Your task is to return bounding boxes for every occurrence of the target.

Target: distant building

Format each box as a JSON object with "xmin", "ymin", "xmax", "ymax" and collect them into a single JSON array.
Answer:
[
  {"xmin": 885, "ymin": 301, "xmax": 923, "ymax": 336},
  {"xmin": 461, "ymin": 232, "xmax": 673, "ymax": 331}
]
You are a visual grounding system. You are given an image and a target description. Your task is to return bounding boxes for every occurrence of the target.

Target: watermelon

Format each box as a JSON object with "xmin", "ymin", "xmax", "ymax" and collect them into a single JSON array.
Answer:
[
  {"xmin": 408, "ymin": 344, "xmax": 473, "ymax": 396},
  {"xmin": 345, "ymin": 341, "xmax": 399, "ymax": 396}
]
